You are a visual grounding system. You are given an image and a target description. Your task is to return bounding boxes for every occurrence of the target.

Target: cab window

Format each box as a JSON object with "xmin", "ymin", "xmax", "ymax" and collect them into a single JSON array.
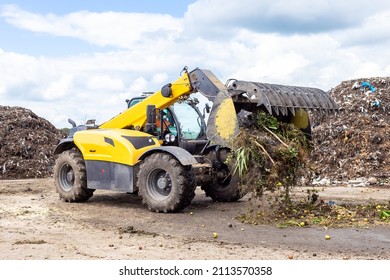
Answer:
[{"xmin": 171, "ymin": 103, "xmax": 202, "ymax": 140}]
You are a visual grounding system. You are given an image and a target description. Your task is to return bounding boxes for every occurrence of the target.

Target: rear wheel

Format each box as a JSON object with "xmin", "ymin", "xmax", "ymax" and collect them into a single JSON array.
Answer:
[
  {"xmin": 54, "ymin": 149, "xmax": 94, "ymax": 202},
  {"xmin": 137, "ymin": 153, "xmax": 196, "ymax": 213}
]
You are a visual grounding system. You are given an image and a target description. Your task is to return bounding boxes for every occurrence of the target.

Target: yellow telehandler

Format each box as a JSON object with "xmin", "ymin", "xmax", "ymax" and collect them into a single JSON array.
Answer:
[{"xmin": 53, "ymin": 67, "xmax": 337, "ymax": 212}]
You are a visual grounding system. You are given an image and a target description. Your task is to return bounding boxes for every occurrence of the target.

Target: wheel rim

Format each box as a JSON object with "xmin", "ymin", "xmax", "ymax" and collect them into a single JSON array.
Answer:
[
  {"xmin": 58, "ymin": 163, "xmax": 75, "ymax": 192},
  {"xmin": 214, "ymin": 164, "xmax": 232, "ymax": 188},
  {"xmin": 146, "ymin": 168, "xmax": 172, "ymax": 200}
]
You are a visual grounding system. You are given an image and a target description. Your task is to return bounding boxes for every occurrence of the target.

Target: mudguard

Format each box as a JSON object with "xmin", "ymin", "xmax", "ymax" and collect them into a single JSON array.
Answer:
[
  {"xmin": 138, "ymin": 146, "xmax": 198, "ymax": 166},
  {"xmin": 53, "ymin": 138, "xmax": 75, "ymax": 155}
]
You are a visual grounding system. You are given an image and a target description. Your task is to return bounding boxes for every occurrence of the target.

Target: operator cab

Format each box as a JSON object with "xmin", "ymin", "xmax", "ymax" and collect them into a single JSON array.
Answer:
[{"xmin": 126, "ymin": 95, "xmax": 210, "ymax": 155}]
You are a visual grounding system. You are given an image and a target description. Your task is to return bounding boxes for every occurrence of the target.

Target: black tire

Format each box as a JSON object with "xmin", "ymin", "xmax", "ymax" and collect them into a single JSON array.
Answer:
[
  {"xmin": 53, "ymin": 149, "xmax": 94, "ymax": 202},
  {"xmin": 137, "ymin": 153, "xmax": 196, "ymax": 213},
  {"xmin": 201, "ymin": 163, "xmax": 243, "ymax": 202}
]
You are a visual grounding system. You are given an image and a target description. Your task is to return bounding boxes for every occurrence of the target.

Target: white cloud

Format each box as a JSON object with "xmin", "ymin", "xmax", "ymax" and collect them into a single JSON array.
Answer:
[
  {"xmin": 335, "ymin": 11, "xmax": 390, "ymax": 47},
  {"xmin": 86, "ymin": 75, "xmax": 125, "ymax": 91},
  {"xmin": 1, "ymin": 4, "xmax": 182, "ymax": 48},
  {"xmin": 0, "ymin": 49, "xmax": 40, "ymax": 96},
  {"xmin": 151, "ymin": 73, "xmax": 169, "ymax": 85},
  {"xmin": 129, "ymin": 77, "xmax": 148, "ymax": 93},
  {"xmin": 184, "ymin": 0, "xmax": 390, "ymax": 35},
  {"xmin": 43, "ymin": 74, "xmax": 74, "ymax": 100}
]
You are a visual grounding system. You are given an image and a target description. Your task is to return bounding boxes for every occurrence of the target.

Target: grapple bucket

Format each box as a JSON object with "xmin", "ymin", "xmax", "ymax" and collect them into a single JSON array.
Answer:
[
  {"xmin": 188, "ymin": 68, "xmax": 338, "ymax": 146},
  {"xmin": 226, "ymin": 80, "xmax": 339, "ymax": 116}
]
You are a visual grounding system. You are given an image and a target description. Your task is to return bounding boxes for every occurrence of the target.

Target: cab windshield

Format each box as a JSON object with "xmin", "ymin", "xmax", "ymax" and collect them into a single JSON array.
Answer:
[{"xmin": 171, "ymin": 102, "xmax": 202, "ymax": 140}]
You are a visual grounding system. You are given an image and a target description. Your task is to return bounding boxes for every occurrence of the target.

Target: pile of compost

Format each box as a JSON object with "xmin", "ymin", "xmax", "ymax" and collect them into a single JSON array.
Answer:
[
  {"xmin": 0, "ymin": 106, "xmax": 63, "ymax": 179},
  {"xmin": 308, "ymin": 77, "xmax": 390, "ymax": 186}
]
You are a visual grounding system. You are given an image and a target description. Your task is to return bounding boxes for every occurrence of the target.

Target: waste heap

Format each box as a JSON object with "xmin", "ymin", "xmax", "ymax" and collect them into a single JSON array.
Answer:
[
  {"xmin": 0, "ymin": 106, "xmax": 64, "ymax": 179},
  {"xmin": 308, "ymin": 78, "xmax": 390, "ymax": 186}
]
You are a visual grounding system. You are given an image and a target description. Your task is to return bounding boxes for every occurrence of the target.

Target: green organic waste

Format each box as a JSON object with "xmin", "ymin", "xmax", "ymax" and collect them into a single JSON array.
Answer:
[
  {"xmin": 231, "ymin": 111, "xmax": 311, "ymax": 206},
  {"xmin": 380, "ymin": 210, "xmax": 390, "ymax": 220}
]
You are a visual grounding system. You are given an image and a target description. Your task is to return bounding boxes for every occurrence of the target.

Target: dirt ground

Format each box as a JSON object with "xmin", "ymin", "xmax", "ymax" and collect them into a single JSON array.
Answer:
[{"xmin": 0, "ymin": 178, "xmax": 389, "ymax": 260}]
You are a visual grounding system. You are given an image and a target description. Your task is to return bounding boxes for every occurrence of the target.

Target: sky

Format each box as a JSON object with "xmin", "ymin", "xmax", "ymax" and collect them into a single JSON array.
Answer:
[{"xmin": 1, "ymin": 0, "xmax": 390, "ymax": 128}]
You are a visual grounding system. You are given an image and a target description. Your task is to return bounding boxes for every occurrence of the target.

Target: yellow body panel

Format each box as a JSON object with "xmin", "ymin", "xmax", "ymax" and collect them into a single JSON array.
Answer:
[
  {"xmin": 214, "ymin": 97, "xmax": 237, "ymax": 140},
  {"xmin": 74, "ymin": 129, "xmax": 160, "ymax": 166},
  {"xmin": 291, "ymin": 109, "xmax": 310, "ymax": 130},
  {"xmin": 99, "ymin": 73, "xmax": 192, "ymax": 129}
]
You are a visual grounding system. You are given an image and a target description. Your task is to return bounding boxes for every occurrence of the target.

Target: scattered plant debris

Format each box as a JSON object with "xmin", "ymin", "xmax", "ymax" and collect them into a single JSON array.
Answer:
[
  {"xmin": 13, "ymin": 239, "xmax": 47, "ymax": 245},
  {"xmin": 237, "ymin": 197, "xmax": 390, "ymax": 228}
]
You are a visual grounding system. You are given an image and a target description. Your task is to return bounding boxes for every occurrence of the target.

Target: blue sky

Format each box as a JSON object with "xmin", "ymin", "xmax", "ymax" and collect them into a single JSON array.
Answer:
[
  {"xmin": 1, "ymin": 0, "xmax": 390, "ymax": 128},
  {"xmin": 2, "ymin": 0, "xmax": 193, "ymax": 14}
]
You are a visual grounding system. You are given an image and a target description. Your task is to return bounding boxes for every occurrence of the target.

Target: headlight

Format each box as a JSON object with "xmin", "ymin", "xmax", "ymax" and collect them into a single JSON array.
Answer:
[{"xmin": 164, "ymin": 133, "xmax": 176, "ymax": 143}]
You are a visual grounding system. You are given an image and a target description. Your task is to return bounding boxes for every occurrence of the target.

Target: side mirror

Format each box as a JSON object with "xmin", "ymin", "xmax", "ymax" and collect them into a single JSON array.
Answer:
[
  {"xmin": 145, "ymin": 105, "xmax": 157, "ymax": 134},
  {"xmin": 205, "ymin": 103, "xmax": 211, "ymax": 114},
  {"xmin": 86, "ymin": 119, "xmax": 96, "ymax": 127}
]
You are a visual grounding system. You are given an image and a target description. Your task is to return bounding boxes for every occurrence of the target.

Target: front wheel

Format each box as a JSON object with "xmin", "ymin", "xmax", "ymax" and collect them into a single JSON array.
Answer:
[
  {"xmin": 137, "ymin": 153, "xmax": 196, "ymax": 213},
  {"xmin": 201, "ymin": 163, "xmax": 244, "ymax": 202},
  {"xmin": 53, "ymin": 149, "xmax": 94, "ymax": 202}
]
